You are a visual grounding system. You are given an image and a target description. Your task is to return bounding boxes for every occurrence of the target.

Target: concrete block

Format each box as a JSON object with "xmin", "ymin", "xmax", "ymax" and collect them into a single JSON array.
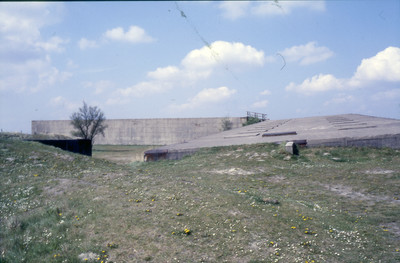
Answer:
[{"xmin": 285, "ymin": 141, "xmax": 299, "ymax": 155}]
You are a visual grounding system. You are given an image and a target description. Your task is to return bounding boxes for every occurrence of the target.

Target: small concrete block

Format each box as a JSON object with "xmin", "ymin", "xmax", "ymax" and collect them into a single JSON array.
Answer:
[{"xmin": 285, "ymin": 141, "xmax": 299, "ymax": 155}]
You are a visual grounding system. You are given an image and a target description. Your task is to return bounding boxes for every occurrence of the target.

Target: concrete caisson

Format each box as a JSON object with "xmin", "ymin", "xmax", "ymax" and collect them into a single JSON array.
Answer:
[{"xmin": 32, "ymin": 117, "xmax": 247, "ymax": 145}]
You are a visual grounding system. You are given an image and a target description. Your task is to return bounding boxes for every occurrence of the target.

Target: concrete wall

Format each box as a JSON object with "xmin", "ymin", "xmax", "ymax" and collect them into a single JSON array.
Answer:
[
  {"xmin": 32, "ymin": 117, "xmax": 247, "ymax": 145},
  {"xmin": 308, "ymin": 134, "xmax": 400, "ymax": 149}
]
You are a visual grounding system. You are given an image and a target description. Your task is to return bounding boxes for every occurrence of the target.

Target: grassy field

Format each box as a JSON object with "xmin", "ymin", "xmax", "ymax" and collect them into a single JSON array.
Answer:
[
  {"xmin": 1, "ymin": 135, "xmax": 399, "ymax": 262},
  {"xmin": 92, "ymin": 145, "xmax": 160, "ymax": 164}
]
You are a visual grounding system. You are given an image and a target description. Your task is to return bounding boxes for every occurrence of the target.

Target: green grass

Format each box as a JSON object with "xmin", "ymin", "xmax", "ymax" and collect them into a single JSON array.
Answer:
[
  {"xmin": 1, "ymin": 134, "xmax": 399, "ymax": 262},
  {"xmin": 92, "ymin": 145, "xmax": 160, "ymax": 164}
]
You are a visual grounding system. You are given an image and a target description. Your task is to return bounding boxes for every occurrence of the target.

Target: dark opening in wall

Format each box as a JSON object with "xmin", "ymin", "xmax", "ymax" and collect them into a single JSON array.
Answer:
[{"xmin": 27, "ymin": 139, "xmax": 92, "ymax": 156}]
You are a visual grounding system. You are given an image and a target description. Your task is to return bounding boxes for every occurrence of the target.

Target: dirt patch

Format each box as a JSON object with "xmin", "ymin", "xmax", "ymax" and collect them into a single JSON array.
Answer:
[
  {"xmin": 381, "ymin": 222, "xmax": 400, "ymax": 239},
  {"xmin": 53, "ymin": 152, "xmax": 75, "ymax": 161},
  {"xmin": 217, "ymin": 151, "xmax": 242, "ymax": 159},
  {"xmin": 266, "ymin": 175, "xmax": 286, "ymax": 183},
  {"xmin": 212, "ymin": 168, "xmax": 253, "ymax": 176},
  {"xmin": 320, "ymin": 183, "xmax": 399, "ymax": 205},
  {"xmin": 44, "ymin": 178, "xmax": 75, "ymax": 196},
  {"xmin": 364, "ymin": 169, "xmax": 395, "ymax": 175}
]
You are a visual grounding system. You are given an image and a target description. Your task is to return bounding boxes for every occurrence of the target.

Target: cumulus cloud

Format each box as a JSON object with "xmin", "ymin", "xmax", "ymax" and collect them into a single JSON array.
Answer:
[
  {"xmin": 252, "ymin": 1, "xmax": 325, "ymax": 16},
  {"xmin": 108, "ymin": 41, "xmax": 266, "ymax": 104},
  {"xmin": 78, "ymin": 25, "xmax": 155, "ymax": 50},
  {"xmin": 78, "ymin": 38, "xmax": 98, "ymax": 50},
  {"xmin": 0, "ymin": 2, "xmax": 62, "ymax": 42},
  {"xmin": 83, "ymin": 80, "xmax": 115, "ymax": 95},
  {"xmin": 109, "ymin": 81, "xmax": 173, "ymax": 102},
  {"xmin": 349, "ymin": 46, "xmax": 400, "ymax": 87},
  {"xmin": 286, "ymin": 46, "xmax": 400, "ymax": 95},
  {"xmin": 0, "ymin": 2, "xmax": 70, "ymax": 92},
  {"xmin": 103, "ymin": 25, "xmax": 155, "ymax": 43},
  {"xmin": 35, "ymin": 36, "xmax": 69, "ymax": 53},
  {"xmin": 260, "ymin": 89, "xmax": 271, "ymax": 96},
  {"xmin": 219, "ymin": 1, "xmax": 325, "ymax": 20},
  {"xmin": 170, "ymin": 86, "xmax": 237, "ymax": 110},
  {"xmin": 219, "ymin": 1, "xmax": 250, "ymax": 20},
  {"xmin": 324, "ymin": 94, "xmax": 355, "ymax": 106},
  {"xmin": 147, "ymin": 66, "xmax": 181, "ymax": 80},
  {"xmin": 0, "ymin": 55, "xmax": 72, "ymax": 93},
  {"xmin": 280, "ymin": 42, "xmax": 334, "ymax": 65},
  {"xmin": 251, "ymin": 100, "xmax": 269, "ymax": 108},
  {"xmin": 0, "ymin": 3, "xmax": 66, "ymax": 51},
  {"xmin": 182, "ymin": 41, "xmax": 265, "ymax": 70},
  {"xmin": 371, "ymin": 88, "xmax": 400, "ymax": 101},
  {"xmin": 286, "ymin": 74, "xmax": 344, "ymax": 94},
  {"xmin": 49, "ymin": 96, "xmax": 80, "ymax": 111}
]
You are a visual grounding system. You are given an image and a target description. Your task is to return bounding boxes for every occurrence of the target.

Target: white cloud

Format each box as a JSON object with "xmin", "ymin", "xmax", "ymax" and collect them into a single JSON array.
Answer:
[
  {"xmin": 349, "ymin": 46, "xmax": 400, "ymax": 87},
  {"xmin": 280, "ymin": 42, "xmax": 333, "ymax": 65},
  {"xmin": 324, "ymin": 94, "xmax": 355, "ymax": 106},
  {"xmin": 49, "ymin": 96, "xmax": 80, "ymax": 111},
  {"xmin": 170, "ymin": 86, "xmax": 237, "ymax": 110},
  {"xmin": 0, "ymin": 56, "xmax": 71, "ymax": 93},
  {"xmin": 35, "ymin": 36, "xmax": 69, "ymax": 53},
  {"xmin": 103, "ymin": 25, "xmax": 155, "ymax": 43},
  {"xmin": 182, "ymin": 41, "xmax": 265, "ymax": 70},
  {"xmin": 219, "ymin": 2, "xmax": 250, "ymax": 20},
  {"xmin": 78, "ymin": 38, "xmax": 98, "ymax": 50},
  {"xmin": 66, "ymin": 59, "xmax": 78, "ymax": 69},
  {"xmin": 286, "ymin": 74, "xmax": 344, "ymax": 94},
  {"xmin": 147, "ymin": 66, "xmax": 181, "ymax": 80},
  {"xmin": 0, "ymin": 3, "xmax": 66, "ymax": 52},
  {"xmin": 0, "ymin": 2, "xmax": 69, "ymax": 92},
  {"xmin": 372, "ymin": 89, "xmax": 400, "ymax": 101},
  {"xmin": 83, "ymin": 80, "xmax": 115, "ymax": 95},
  {"xmin": 108, "ymin": 41, "xmax": 265, "ymax": 103},
  {"xmin": 286, "ymin": 46, "xmax": 400, "ymax": 95},
  {"xmin": 116, "ymin": 81, "xmax": 172, "ymax": 99},
  {"xmin": 78, "ymin": 25, "xmax": 155, "ymax": 50},
  {"xmin": 0, "ymin": 3, "xmax": 62, "ymax": 42},
  {"xmin": 219, "ymin": 1, "xmax": 325, "ymax": 20},
  {"xmin": 260, "ymin": 89, "xmax": 271, "ymax": 96},
  {"xmin": 253, "ymin": 1, "xmax": 325, "ymax": 16},
  {"xmin": 252, "ymin": 100, "xmax": 269, "ymax": 108}
]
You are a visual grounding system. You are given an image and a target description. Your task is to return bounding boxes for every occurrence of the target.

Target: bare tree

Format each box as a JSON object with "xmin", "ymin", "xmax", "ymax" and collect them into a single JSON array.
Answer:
[
  {"xmin": 70, "ymin": 102, "xmax": 107, "ymax": 144},
  {"xmin": 221, "ymin": 117, "xmax": 233, "ymax": 131}
]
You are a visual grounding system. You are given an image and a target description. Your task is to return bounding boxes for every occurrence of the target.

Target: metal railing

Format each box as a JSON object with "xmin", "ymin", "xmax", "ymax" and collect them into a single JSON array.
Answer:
[{"xmin": 246, "ymin": 111, "xmax": 268, "ymax": 121}]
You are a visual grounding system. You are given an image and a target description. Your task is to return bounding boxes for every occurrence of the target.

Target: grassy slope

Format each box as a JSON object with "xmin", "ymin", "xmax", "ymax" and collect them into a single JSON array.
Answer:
[
  {"xmin": 1, "ymin": 137, "xmax": 399, "ymax": 263},
  {"xmin": 92, "ymin": 145, "xmax": 160, "ymax": 164}
]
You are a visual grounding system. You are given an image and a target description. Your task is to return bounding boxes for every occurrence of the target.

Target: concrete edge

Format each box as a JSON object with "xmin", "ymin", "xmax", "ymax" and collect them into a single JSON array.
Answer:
[
  {"xmin": 145, "ymin": 133, "xmax": 400, "ymax": 161},
  {"xmin": 307, "ymin": 134, "xmax": 400, "ymax": 149}
]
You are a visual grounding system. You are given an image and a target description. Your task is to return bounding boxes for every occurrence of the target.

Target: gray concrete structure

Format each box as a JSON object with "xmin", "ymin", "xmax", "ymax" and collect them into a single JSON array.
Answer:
[
  {"xmin": 145, "ymin": 114, "xmax": 400, "ymax": 161},
  {"xmin": 32, "ymin": 117, "xmax": 247, "ymax": 145}
]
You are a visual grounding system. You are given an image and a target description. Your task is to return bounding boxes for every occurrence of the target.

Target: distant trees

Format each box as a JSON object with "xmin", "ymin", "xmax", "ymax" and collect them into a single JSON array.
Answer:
[{"xmin": 70, "ymin": 102, "xmax": 107, "ymax": 144}]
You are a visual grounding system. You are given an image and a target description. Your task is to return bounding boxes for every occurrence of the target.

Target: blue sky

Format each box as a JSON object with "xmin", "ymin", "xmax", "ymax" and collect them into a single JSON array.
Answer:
[{"xmin": 1, "ymin": 1, "xmax": 399, "ymax": 133}]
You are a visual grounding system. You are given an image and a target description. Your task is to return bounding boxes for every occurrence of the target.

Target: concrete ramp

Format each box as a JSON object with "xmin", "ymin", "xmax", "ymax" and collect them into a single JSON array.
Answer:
[{"xmin": 144, "ymin": 114, "xmax": 400, "ymax": 161}]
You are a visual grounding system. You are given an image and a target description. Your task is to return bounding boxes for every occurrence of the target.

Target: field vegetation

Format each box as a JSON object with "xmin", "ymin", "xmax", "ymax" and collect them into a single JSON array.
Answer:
[
  {"xmin": 92, "ymin": 145, "xmax": 159, "ymax": 164},
  {"xmin": 1, "ymin": 133, "xmax": 399, "ymax": 262}
]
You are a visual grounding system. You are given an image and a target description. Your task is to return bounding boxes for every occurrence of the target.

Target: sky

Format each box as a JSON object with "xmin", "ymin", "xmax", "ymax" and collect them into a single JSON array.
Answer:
[{"xmin": 1, "ymin": 1, "xmax": 400, "ymax": 133}]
